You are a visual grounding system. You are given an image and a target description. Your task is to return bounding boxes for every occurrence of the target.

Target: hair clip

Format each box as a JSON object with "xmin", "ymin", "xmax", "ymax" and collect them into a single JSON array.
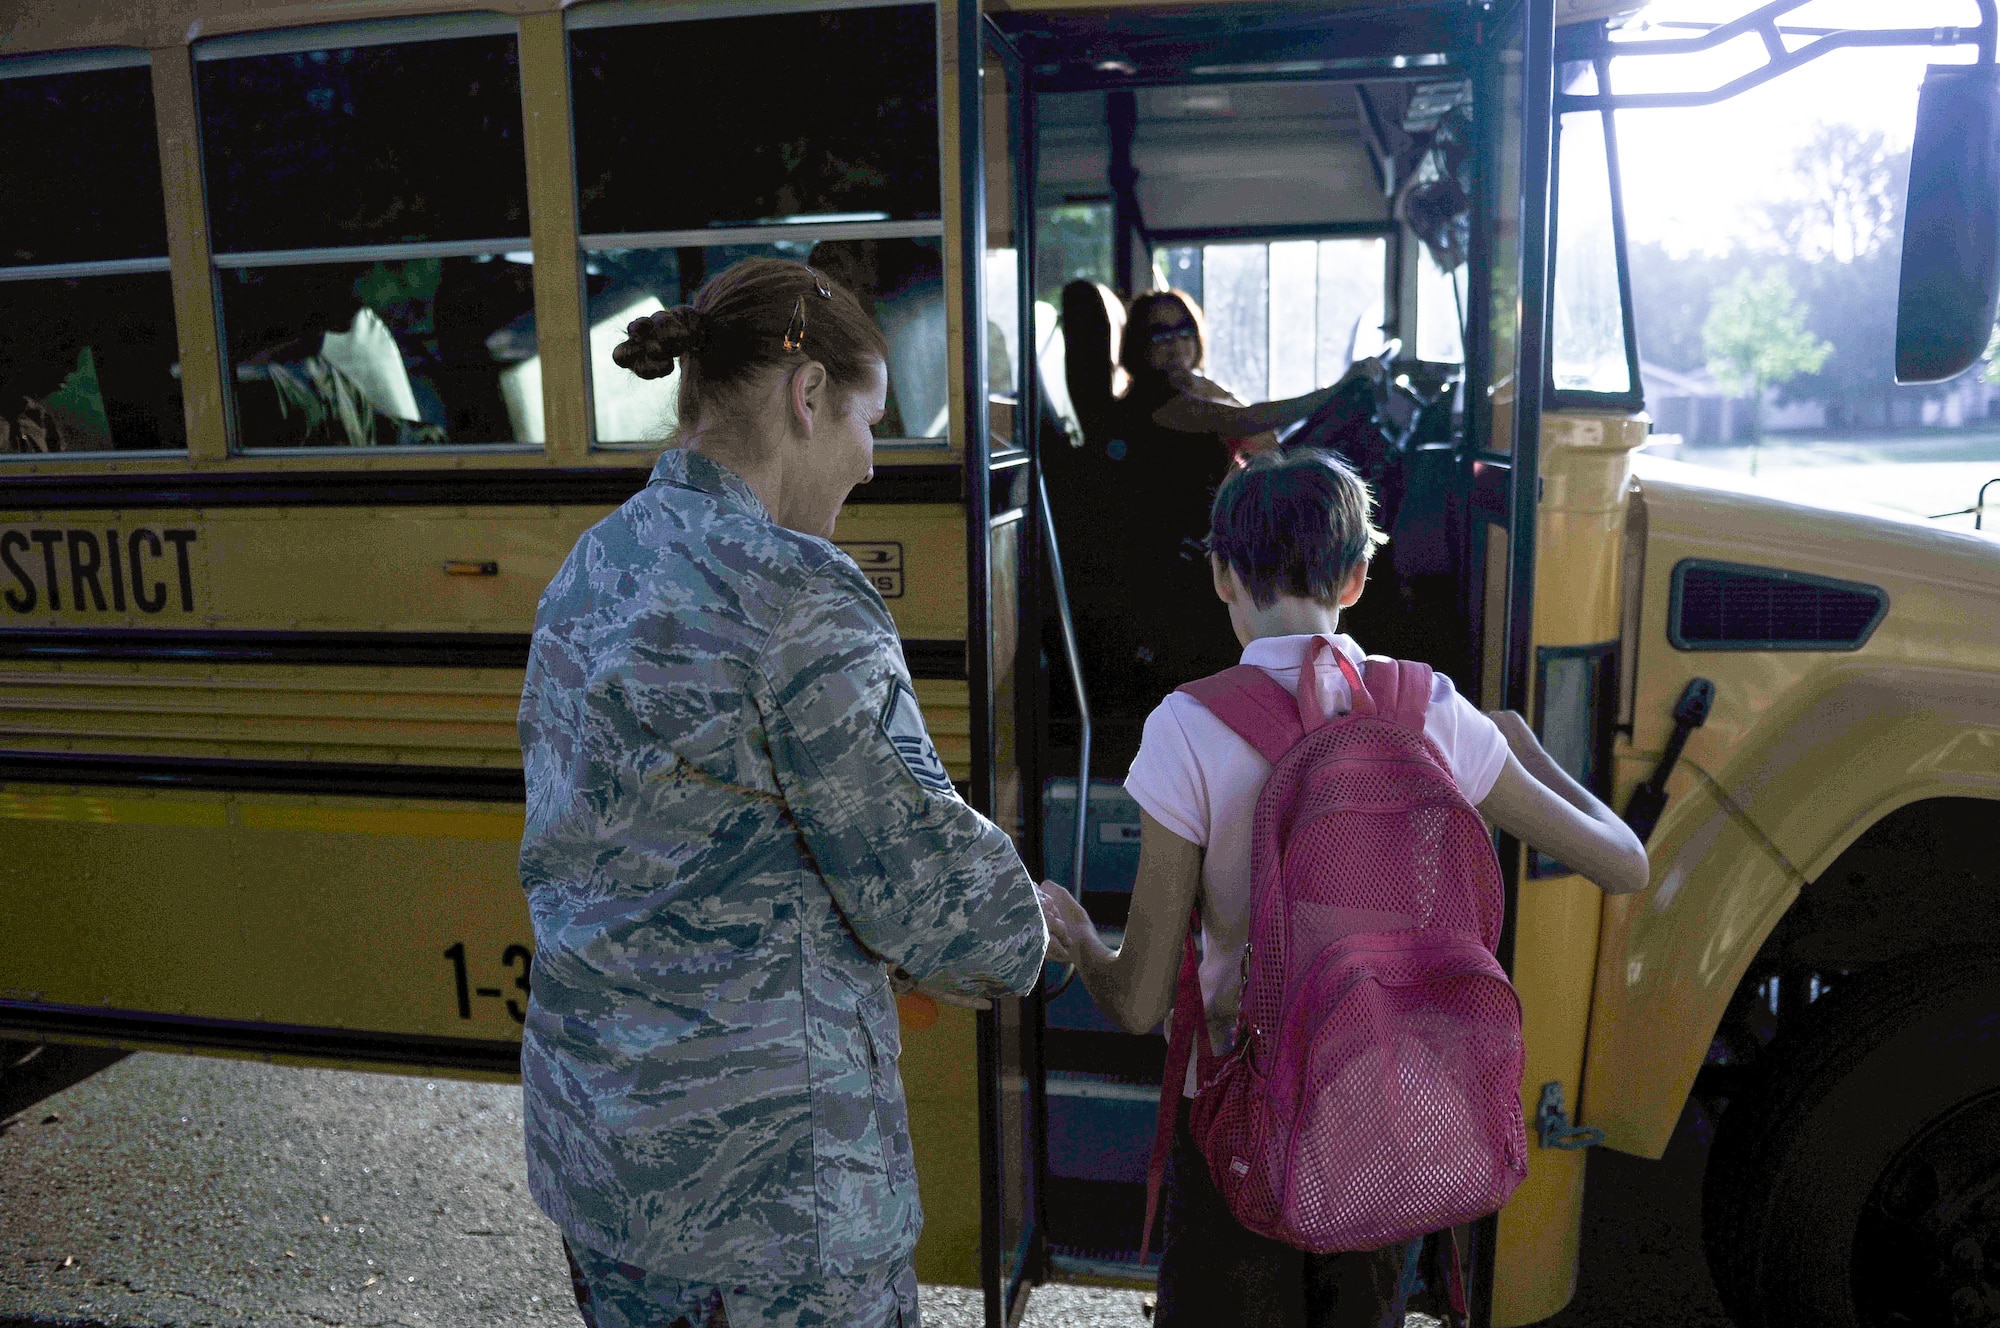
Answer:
[{"xmin": 784, "ymin": 268, "xmax": 835, "ymax": 352}]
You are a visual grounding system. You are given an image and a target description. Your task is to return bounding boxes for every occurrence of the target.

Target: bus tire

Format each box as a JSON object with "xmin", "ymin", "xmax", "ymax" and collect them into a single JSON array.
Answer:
[{"xmin": 1701, "ymin": 944, "xmax": 2000, "ymax": 1328}]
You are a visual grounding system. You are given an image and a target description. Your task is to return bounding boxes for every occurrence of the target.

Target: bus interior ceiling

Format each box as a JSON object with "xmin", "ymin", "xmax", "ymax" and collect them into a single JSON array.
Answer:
[{"xmin": 1012, "ymin": 3, "xmax": 1498, "ymax": 1274}]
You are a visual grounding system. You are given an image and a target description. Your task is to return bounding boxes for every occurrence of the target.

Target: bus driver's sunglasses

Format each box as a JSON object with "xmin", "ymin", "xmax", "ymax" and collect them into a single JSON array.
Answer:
[
  {"xmin": 783, "ymin": 268, "xmax": 835, "ymax": 353},
  {"xmin": 1148, "ymin": 324, "xmax": 1198, "ymax": 346}
]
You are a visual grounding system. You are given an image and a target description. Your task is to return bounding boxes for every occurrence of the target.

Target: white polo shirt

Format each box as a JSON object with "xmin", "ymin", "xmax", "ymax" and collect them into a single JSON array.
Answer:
[{"xmin": 1121, "ymin": 632, "xmax": 1509, "ymax": 1093}]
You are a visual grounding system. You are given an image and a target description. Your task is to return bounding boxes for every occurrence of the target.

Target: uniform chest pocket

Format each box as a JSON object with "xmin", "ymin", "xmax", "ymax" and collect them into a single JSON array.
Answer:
[{"xmin": 858, "ymin": 991, "xmax": 915, "ymax": 1194}]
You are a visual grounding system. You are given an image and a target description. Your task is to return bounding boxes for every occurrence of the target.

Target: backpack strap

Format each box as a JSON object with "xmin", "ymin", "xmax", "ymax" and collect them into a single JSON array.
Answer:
[
  {"xmin": 1139, "ymin": 917, "xmax": 1204, "ymax": 1265},
  {"xmin": 1176, "ymin": 666, "xmax": 1306, "ymax": 764},
  {"xmin": 1361, "ymin": 656, "xmax": 1434, "ymax": 734}
]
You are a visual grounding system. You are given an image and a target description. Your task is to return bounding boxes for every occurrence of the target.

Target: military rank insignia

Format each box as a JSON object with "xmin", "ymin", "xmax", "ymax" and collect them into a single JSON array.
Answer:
[{"xmin": 880, "ymin": 678, "xmax": 956, "ymax": 798}]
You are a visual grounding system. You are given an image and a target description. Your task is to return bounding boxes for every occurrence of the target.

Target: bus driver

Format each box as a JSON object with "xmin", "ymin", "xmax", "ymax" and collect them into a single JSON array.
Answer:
[{"xmin": 517, "ymin": 258, "xmax": 1049, "ymax": 1328}]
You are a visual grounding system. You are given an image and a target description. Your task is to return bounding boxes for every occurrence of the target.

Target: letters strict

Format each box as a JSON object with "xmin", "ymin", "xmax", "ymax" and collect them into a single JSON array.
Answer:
[{"xmin": 0, "ymin": 527, "xmax": 198, "ymax": 615}]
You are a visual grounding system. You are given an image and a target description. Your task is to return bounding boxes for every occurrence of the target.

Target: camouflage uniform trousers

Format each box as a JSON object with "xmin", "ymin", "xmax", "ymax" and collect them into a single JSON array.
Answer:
[{"xmin": 564, "ymin": 1240, "xmax": 921, "ymax": 1328}]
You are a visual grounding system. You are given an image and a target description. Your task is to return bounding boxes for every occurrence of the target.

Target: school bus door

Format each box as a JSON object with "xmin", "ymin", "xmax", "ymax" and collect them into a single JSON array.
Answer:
[{"xmin": 956, "ymin": 3, "xmax": 1576, "ymax": 1327}]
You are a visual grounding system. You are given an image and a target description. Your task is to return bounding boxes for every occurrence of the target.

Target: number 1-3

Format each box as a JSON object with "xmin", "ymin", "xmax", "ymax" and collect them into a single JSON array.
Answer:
[{"xmin": 444, "ymin": 941, "xmax": 532, "ymax": 1025}]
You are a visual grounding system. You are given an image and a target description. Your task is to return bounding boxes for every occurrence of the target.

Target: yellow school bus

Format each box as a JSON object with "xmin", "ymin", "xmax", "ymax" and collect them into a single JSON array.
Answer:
[{"xmin": 2, "ymin": 1, "xmax": 1997, "ymax": 1325}]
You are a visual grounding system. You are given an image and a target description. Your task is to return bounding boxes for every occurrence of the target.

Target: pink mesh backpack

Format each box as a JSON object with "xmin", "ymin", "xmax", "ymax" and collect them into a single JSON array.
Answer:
[{"xmin": 1139, "ymin": 637, "xmax": 1527, "ymax": 1259}]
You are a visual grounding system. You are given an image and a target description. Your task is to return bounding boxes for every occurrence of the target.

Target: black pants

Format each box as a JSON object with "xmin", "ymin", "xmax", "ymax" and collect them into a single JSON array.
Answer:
[{"xmin": 1154, "ymin": 1100, "xmax": 1415, "ymax": 1328}]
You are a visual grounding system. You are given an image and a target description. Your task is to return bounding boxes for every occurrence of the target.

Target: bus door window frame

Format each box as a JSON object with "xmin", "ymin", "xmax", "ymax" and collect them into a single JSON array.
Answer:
[
  {"xmin": 193, "ymin": 14, "xmax": 542, "ymax": 457},
  {"xmin": 1475, "ymin": 0, "xmax": 1558, "ymax": 1322},
  {"xmin": 1544, "ymin": 47, "xmax": 1643, "ymax": 413},
  {"xmin": 962, "ymin": 11, "xmax": 1052, "ymax": 1323}
]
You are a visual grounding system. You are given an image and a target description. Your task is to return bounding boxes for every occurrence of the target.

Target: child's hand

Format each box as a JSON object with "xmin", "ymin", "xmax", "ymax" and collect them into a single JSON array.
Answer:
[{"xmin": 1036, "ymin": 881, "xmax": 1091, "ymax": 967}]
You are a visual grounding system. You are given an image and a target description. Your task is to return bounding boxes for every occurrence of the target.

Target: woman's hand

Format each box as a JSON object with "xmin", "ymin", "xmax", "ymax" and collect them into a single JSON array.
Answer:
[{"xmin": 887, "ymin": 965, "xmax": 992, "ymax": 1010}]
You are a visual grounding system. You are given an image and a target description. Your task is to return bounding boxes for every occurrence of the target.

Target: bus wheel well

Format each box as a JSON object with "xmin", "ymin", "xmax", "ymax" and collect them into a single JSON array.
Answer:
[
  {"xmin": 1698, "ymin": 797, "xmax": 2000, "ymax": 1100},
  {"xmin": 1787, "ymin": 795, "xmax": 2000, "ymax": 973}
]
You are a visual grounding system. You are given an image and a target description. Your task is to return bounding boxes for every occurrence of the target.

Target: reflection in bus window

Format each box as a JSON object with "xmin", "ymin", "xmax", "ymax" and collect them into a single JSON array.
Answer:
[
  {"xmin": 1551, "ymin": 108, "xmax": 1632, "ymax": 394},
  {"xmin": 573, "ymin": 239, "xmax": 949, "ymax": 447},
  {"xmin": 218, "ymin": 255, "xmax": 536, "ymax": 449},
  {"xmin": 0, "ymin": 62, "xmax": 167, "ymax": 267},
  {"xmin": 984, "ymin": 250, "xmax": 1019, "ymax": 400},
  {"xmin": 196, "ymin": 27, "xmax": 528, "ymax": 254},
  {"xmin": 0, "ymin": 58, "xmax": 183, "ymax": 455},
  {"xmin": 197, "ymin": 22, "xmax": 537, "ymax": 449},
  {"xmin": 568, "ymin": 6, "xmax": 939, "ymax": 234}
]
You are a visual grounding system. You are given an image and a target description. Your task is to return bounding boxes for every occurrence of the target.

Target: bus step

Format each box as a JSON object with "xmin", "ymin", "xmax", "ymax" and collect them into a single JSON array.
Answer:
[
  {"xmin": 1043, "ymin": 1177, "xmax": 1151, "ymax": 1271},
  {"xmin": 1047, "ymin": 1072, "xmax": 1160, "ymax": 1185}
]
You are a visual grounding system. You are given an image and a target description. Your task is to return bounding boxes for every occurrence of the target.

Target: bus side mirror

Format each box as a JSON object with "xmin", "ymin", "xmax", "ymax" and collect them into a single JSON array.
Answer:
[{"xmin": 1897, "ymin": 64, "xmax": 2000, "ymax": 384}]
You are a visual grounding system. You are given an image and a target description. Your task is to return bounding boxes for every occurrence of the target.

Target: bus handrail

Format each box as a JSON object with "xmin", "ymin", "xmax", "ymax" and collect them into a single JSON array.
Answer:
[{"xmin": 1038, "ymin": 470, "xmax": 1091, "ymax": 999}]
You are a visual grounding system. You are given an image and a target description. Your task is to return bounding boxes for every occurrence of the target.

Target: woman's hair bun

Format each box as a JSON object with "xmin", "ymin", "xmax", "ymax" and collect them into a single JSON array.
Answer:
[{"xmin": 611, "ymin": 305, "xmax": 705, "ymax": 380}]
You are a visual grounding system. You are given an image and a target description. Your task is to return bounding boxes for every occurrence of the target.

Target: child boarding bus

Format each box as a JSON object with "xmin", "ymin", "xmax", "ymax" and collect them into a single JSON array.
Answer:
[{"xmin": 1, "ymin": 0, "xmax": 1996, "ymax": 1324}]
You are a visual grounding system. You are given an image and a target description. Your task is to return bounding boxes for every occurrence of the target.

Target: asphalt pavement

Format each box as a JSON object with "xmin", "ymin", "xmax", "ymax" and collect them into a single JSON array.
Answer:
[{"xmin": 0, "ymin": 1051, "xmax": 1730, "ymax": 1328}]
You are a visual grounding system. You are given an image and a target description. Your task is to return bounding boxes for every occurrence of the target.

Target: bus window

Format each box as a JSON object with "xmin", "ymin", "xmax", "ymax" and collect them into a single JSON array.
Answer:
[
  {"xmin": 1319, "ymin": 239, "xmax": 1390, "ymax": 372},
  {"xmin": 1038, "ymin": 202, "xmax": 1115, "ymax": 305},
  {"xmin": 988, "ymin": 245, "xmax": 1082, "ymax": 443},
  {"xmin": 568, "ymin": 4, "xmax": 937, "ymax": 233},
  {"xmin": 1201, "ymin": 242, "xmax": 1270, "ymax": 404},
  {"xmin": 0, "ymin": 53, "xmax": 183, "ymax": 456},
  {"xmin": 1150, "ymin": 236, "xmax": 1389, "ymax": 400},
  {"xmin": 567, "ymin": 3, "xmax": 946, "ymax": 449},
  {"xmin": 1417, "ymin": 246, "xmax": 1467, "ymax": 365},
  {"xmin": 196, "ymin": 19, "xmax": 538, "ymax": 450}
]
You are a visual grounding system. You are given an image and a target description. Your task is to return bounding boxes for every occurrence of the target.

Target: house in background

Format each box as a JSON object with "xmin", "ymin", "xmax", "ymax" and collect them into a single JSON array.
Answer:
[
  {"xmin": 1641, "ymin": 359, "xmax": 2000, "ymax": 445},
  {"xmin": 1641, "ymin": 360, "xmax": 1757, "ymax": 445}
]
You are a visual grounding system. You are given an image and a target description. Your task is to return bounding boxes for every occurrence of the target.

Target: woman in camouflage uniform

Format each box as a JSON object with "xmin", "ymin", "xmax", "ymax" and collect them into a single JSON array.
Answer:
[{"xmin": 518, "ymin": 259, "xmax": 1048, "ymax": 1328}]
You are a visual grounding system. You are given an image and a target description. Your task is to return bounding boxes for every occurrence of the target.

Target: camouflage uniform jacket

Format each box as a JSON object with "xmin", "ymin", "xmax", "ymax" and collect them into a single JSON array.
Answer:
[{"xmin": 517, "ymin": 447, "xmax": 1047, "ymax": 1284}]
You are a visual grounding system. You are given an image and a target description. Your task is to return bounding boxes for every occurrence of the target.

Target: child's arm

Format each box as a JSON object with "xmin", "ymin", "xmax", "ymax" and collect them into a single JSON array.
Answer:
[
  {"xmin": 1036, "ymin": 810, "xmax": 1203, "ymax": 1035},
  {"xmin": 1476, "ymin": 710, "xmax": 1650, "ymax": 896}
]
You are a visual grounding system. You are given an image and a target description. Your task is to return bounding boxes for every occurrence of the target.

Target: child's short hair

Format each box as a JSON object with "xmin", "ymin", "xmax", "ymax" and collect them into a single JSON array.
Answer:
[{"xmin": 1207, "ymin": 448, "xmax": 1388, "ymax": 608}]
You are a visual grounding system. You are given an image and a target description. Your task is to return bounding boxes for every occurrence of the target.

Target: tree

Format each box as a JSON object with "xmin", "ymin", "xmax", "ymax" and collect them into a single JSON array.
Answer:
[
  {"xmin": 1760, "ymin": 127, "xmax": 1917, "ymax": 428},
  {"xmin": 1703, "ymin": 268, "xmax": 1833, "ymax": 438},
  {"xmin": 1628, "ymin": 240, "xmax": 1752, "ymax": 373},
  {"xmin": 1762, "ymin": 123, "xmax": 1906, "ymax": 264},
  {"xmin": 1625, "ymin": 121, "xmax": 1932, "ymax": 429}
]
